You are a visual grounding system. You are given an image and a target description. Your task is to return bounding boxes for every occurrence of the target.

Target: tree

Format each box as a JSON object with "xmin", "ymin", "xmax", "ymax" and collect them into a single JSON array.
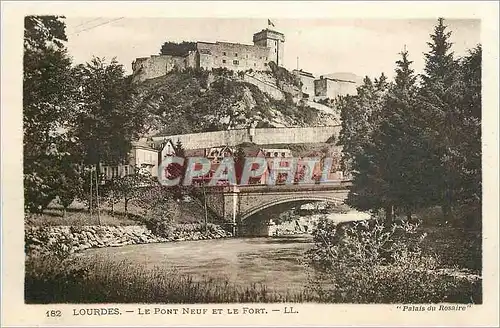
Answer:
[
  {"xmin": 103, "ymin": 178, "xmax": 121, "ymax": 216},
  {"xmin": 175, "ymin": 139, "xmax": 186, "ymax": 158},
  {"xmin": 234, "ymin": 145, "xmax": 246, "ymax": 184},
  {"xmin": 369, "ymin": 49, "xmax": 430, "ymax": 221},
  {"xmin": 160, "ymin": 41, "xmax": 196, "ymax": 56},
  {"xmin": 72, "ymin": 57, "xmax": 147, "ymax": 177},
  {"xmin": 23, "ymin": 16, "xmax": 78, "ymax": 213},
  {"xmin": 417, "ymin": 18, "xmax": 464, "ymax": 220},
  {"xmin": 338, "ymin": 75, "xmax": 390, "ymax": 220},
  {"xmin": 111, "ymin": 167, "xmax": 155, "ymax": 216},
  {"xmin": 453, "ymin": 45, "xmax": 482, "ymax": 225},
  {"xmin": 55, "ymin": 160, "xmax": 84, "ymax": 217},
  {"xmin": 137, "ymin": 184, "xmax": 179, "ymax": 237}
]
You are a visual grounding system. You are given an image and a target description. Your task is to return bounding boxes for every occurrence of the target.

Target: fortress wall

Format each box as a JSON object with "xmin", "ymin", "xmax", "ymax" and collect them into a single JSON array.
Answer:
[
  {"xmin": 152, "ymin": 126, "xmax": 341, "ymax": 150},
  {"xmin": 132, "ymin": 55, "xmax": 177, "ymax": 82},
  {"xmin": 153, "ymin": 129, "xmax": 250, "ymax": 150},
  {"xmin": 243, "ymin": 74, "xmax": 284, "ymax": 100},
  {"xmin": 132, "ymin": 54, "xmax": 196, "ymax": 83},
  {"xmin": 305, "ymin": 100, "xmax": 338, "ymax": 116},
  {"xmin": 246, "ymin": 71, "xmax": 301, "ymax": 100},
  {"xmin": 185, "ymin": 50, "xmax": 199, "ymax": 69},
  {"xmin": 142, "ymin": 56, "xmax": 170, "ymax": 80},
  {"xmin": 298, "ymin": 75, "xmax": 315, "ymax": 98},
  {"xmin": 252, "ymin": 126, "xmax": 340, "ymax": 145},
  {"xmin": 315, "ymin": 78, "xmax": 358, "ymax": 99},
  {"xmin": 197, "ymin": 42, "xmax": 270, "ymax": 72}
]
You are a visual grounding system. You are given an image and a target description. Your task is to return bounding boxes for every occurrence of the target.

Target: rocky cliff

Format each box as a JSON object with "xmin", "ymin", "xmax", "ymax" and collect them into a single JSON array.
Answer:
[{"xmin": 131, "ymin": 67, "xmax": 339, "ymax": 137}]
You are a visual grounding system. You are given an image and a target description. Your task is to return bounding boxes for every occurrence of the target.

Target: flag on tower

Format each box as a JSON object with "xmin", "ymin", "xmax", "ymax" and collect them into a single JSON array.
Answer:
[{"xmin": 268, "ymin": 19, "xmax": 275, "ymax": 27}]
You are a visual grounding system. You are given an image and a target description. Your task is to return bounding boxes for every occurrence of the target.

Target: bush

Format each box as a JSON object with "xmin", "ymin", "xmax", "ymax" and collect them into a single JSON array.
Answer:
[
  {"xmin": 268, "ymin": 61, "xmax": 301, "ymax": 88},
  {"xmin": 145, "ymin": 216, "xmax": 173, "ymax": 237},
  {"xmin": 307, "ymin": 217, "xmax": 482, "ymax": 303},
  {"xmin": 139, "ymin": 185, "xmax": 178, "ymax": 237},
  {"xmin": 25, "ymin": 227, "xmax": 72, "ymax": 261}
]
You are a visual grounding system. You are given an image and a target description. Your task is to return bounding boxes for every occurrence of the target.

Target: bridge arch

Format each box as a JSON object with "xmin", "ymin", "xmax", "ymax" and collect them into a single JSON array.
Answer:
[{"xmin": 239, "ymin": 195, "xmax": 347, "ymax": 222}]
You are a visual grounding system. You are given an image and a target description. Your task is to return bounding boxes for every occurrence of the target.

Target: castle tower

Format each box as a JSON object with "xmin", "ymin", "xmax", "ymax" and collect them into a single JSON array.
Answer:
[{"xmin": 253, "ymin": 28, "xmax": 285, "ymax": 67}]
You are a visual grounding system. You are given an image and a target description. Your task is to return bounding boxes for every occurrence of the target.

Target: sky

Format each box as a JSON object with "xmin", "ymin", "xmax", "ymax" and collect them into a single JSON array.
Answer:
[{"xmin": 63, "ymin": 17, "xmax": 480, "ymax": 80}]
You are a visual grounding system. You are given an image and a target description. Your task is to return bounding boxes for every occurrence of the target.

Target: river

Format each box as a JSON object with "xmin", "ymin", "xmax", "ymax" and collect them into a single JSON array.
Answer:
[{"xmin": 83, "ymin": 234, "xmax": 315, "ymax": 293}]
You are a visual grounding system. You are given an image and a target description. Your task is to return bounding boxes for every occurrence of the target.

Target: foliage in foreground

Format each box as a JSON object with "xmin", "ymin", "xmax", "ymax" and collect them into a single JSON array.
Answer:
[
  {"xmin": 307, "ymin": 217, "xmax": 481, "ymax": 303},
  {"xmin": 25, "ymin": 217, "xmax": 481, "ymax": 305},
  {"xmin": 25, "ymin": 255, "xmax": 313, "ymax": 304}
]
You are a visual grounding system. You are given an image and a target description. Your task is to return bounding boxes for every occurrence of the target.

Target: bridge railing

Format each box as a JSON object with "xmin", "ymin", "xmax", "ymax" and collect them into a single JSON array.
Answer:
[{"xmin": 203, "ymin": 180, "xmax": 352, "ymax": 193}]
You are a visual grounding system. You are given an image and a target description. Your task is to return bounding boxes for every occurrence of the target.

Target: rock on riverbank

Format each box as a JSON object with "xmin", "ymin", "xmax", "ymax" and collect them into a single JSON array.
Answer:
[{"xmin": 25, "ymin": 225, "xmax": 233, "ymax": 257}]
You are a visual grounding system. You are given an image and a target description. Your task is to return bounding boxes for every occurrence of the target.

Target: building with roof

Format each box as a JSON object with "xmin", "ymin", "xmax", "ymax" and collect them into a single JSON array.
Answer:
[
  {"xmin": 292, "ymin": 69, "xmax": 315, "ymax": 99},
  {"xmin": 101, "ymin": 139, "xmax": 160, "ymax": 180},
  {"xmin": 132, "ymin": 28, "xmax": 285, "ymax": 83},
  {"xmin": 314, "ymin": 74, "xmax": 359, "ymax": 100},
  {"xmin": 293, "ymin": 70, "xmax": 361, "ymax": 101}
]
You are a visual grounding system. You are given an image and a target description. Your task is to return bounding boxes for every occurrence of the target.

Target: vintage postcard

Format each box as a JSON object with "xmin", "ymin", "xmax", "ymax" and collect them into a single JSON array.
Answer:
[{"xmin": 1, "ymin": 1, "xmax": 499, "ymax": 327}]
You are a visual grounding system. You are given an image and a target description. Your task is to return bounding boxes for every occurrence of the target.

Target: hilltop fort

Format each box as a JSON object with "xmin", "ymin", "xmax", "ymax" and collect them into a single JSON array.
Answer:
[{"xmin": 131, "ymin": 27, "xmax": 361, "ymax": 101}]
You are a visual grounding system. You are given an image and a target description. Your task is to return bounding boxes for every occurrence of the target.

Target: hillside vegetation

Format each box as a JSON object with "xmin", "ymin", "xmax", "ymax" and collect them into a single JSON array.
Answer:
[{"xmin": 131, "ymin": 67, "xmax": 338, "ymax": 136}]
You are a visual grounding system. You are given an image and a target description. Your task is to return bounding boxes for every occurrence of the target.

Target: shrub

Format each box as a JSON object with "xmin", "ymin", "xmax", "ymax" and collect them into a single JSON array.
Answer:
[
  {"xmin": 25, "ymin": 227, "xmax": 72, "ymax": 260},
  {"xmin": 139, "ymin": 185, "xmax": 178, "ymax": 237},
  {"xmin": 268, "ymin": 61, "xmax": 301, "ymax": 88},
  {"xmin": 307, "ymin": 217, "xmax": 482, "ymax": 303}
]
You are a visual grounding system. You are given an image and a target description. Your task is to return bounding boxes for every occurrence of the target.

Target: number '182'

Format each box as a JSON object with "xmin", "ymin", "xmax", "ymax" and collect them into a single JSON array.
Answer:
[{"xmin": 46, "ymin": 310, "xmax": 62, "ymax": 317}]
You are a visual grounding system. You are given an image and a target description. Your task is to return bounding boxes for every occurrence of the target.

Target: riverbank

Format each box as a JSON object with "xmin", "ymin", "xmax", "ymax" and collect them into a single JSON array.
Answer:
[
  {"xmin": 25, "ymin": 252, "xmax": 315, "ymax": 303},
  {"xmin": 25, "ymin": 224, "xmax": 233, "ymax": 258},
  {"xmin": 24, "ymin": 207, "xmax": 482, "ymax": 304},
  {"xmin": 25, "ymin": 234, "xmax": 481, "ymax": 304}
]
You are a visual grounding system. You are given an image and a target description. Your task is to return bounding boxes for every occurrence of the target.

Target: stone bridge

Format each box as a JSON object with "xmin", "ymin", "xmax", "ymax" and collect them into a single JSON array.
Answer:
[{"xmin": 203, "ymin": 181, "xmax": 351, "ymax": 236}]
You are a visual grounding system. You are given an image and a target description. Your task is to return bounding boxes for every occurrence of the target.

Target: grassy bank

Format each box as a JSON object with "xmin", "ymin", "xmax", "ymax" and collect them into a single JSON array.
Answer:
[
  {"xmin": 25, "ymin": 251, "xmax": 481, "ymax": 304},
  {"xmin": 25, "ymin": 255, "xmax": 313, "ymax": 303}
]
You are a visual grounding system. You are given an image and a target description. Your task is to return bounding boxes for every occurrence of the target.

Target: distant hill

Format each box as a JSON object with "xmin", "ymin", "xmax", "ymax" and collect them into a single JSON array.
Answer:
[
  {"xmin": 323, "ymin": 72, "xmax": 363, "ymax": 83},
  {"xmin": 323, "ymin": 72, "xmax": 363, "ymax": 84},
  {"xmin": 131, "ymin": 67, "xmax": 340, "ymax": 137}
]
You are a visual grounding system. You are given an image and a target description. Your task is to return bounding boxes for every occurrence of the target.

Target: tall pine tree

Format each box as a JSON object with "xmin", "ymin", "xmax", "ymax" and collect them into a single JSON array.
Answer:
[
  {"xmin": 454, "ymin": 45, "xmax": 482, "ymax": 226},
  {"xmin": 338, "ymin": 74, "xmax": 389, "ymax": 217},
  {"xmin": 417, "ymin": 18, "xmax": 463, "ymax": 220},
  {"xmin": 371, "ymin": 49, "xmax": 431, "ymax": 220}
]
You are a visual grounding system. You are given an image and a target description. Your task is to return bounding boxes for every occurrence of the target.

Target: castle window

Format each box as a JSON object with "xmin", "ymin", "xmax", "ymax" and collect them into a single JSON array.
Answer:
[
  {"xmin": 222, "ymin": 59, "xmax": 226, "ymax": 64},
  {"xmin": 233, "ymin": 60, "xmax": 239, "ymax": 65},
  {"xmin": 254, "ymin": 63, "xmax": 256, "ymax": 67},
  {"xmin": 264, "ymin": 63, "xmax": 268, "ymax": 66},
  {"xmin": 234, "ymin": 53, "xmax": 238, "ymax": 57},
  {"xmin": 223, "ymin": 52, "xmax": 226, "ymax": 56}
]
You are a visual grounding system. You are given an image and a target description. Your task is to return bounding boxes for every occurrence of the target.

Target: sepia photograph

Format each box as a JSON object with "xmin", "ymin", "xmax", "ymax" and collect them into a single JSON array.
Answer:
[{"xmin": 1, "ymin": 1, "xmax": 499, "ymax": 327}]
